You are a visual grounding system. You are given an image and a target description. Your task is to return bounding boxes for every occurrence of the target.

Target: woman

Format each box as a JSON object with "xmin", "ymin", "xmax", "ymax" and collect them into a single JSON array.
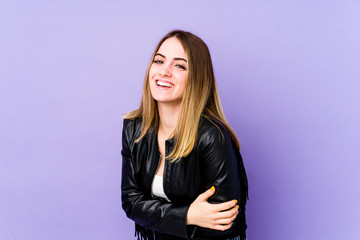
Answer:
[{"xmin": 121, "ymin": 30, "xmax": 248, "ymax": 240}]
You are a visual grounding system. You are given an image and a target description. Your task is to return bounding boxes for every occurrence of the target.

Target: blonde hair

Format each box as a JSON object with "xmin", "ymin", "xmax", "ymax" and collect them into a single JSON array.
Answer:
[{"xmin": 124, "ymin": 30, "xmax": 240, "ymax": 161}]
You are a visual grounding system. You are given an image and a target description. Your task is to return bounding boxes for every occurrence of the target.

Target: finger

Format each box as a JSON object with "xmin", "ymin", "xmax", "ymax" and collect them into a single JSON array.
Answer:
[
  {"xmin": 213, "ymin": 205, "xmax": 239, "ymax": 220},
  {"xmin": 198, "ymin": 186, "xmax": 216, "ymax": 202},
  {"xmin": 211, "ymin": 199, "xmax": 237, "ymax": 212},
  {"xmin": 211, "ymin": 223, "xmax": 232, "ymax": 231},
  {"xmin": 215, "ymin": 210, "xmax": 238, "ymax": 225}
]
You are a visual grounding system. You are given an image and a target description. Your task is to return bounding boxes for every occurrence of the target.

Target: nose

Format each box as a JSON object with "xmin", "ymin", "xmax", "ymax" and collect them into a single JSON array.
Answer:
[{"xmin": 159, "ymin": 63, "xmax": 172, "ymax": 77}]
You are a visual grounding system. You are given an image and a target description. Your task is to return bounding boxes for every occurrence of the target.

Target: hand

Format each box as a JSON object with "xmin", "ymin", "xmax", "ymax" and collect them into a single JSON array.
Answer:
[{"xmin": 186, "ymin": 186, "xmax": 239, "ymax": 231}]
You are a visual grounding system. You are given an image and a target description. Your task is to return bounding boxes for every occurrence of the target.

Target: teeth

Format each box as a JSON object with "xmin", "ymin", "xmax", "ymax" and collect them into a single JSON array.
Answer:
[{"xmin": 157, "ymin": 81, "xmax": 173, "ymax": 88}]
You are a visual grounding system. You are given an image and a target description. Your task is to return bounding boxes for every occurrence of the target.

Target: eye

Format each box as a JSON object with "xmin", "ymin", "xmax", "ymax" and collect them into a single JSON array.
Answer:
[
  {"xmin": 175, "ymin": 64, "xmax": 186, "ymax": 70},
  {"xmin": 153, "ymin": 59, "xmax": 163, "ymax": 64}
]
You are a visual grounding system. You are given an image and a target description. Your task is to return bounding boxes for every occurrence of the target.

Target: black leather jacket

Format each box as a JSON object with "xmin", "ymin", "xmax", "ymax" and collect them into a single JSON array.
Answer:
[{"xmin": 121, "ymin": 117, "xmax": 248, "ymax": 240}]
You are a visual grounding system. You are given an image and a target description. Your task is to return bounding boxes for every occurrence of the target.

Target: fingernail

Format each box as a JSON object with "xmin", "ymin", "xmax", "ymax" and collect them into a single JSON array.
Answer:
[
  {"xmin": 210, "ymin": 186, "xmax": 215, "ymax": 191},
  {"xmin": 235, "ymin": 200, "xmax": 238, "ymax": 204}
]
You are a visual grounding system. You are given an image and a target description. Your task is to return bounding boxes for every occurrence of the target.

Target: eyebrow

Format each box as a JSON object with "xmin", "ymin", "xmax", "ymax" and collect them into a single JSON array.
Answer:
[{"xmin": 155, "ymin": 53, "xmax": 187, "ymax": 62}]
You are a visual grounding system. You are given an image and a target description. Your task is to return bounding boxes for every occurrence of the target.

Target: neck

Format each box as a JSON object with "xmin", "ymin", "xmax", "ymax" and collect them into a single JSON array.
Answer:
[{"xmin": 157, "ymin": 102, "xmax": 181, "ymax": 138}]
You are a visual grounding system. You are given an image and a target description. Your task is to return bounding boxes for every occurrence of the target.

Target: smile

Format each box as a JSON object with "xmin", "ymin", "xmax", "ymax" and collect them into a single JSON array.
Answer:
[{"xmin": 156, "ymin": 80, "xmax": 173, "ymax": 88}]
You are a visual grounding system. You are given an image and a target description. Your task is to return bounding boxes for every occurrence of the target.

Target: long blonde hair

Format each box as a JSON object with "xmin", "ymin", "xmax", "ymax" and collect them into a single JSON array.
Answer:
[{"xmin": 124, "ymin": 30, "xmax": 240, "ymax": 161}]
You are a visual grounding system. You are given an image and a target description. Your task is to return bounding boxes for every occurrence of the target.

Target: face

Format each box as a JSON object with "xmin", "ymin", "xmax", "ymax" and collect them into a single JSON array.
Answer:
[{"xmin": 149, "ymin": 37, "xmax": 188, "ymax": 107}]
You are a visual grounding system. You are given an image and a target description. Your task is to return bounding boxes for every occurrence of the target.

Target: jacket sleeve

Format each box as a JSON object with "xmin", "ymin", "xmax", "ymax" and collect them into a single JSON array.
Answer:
[
  {"xmin": 121, "ymin": 119, "xmax": 191, "ymax": 239},
  {"xmin": 198, "ymin": 123, "xmax": 242, "ymax": 203},
  {"xmin": 195, "ymin": 121, "xmax": 247, "ymax": 237}
]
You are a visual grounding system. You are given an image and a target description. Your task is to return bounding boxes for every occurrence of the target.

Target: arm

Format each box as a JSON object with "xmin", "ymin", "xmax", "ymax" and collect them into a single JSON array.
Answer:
[
  {"xmin": 187, "ymin": 121, "xmax": 247, "ymax": 237},
  {"xmin": 121, "ymin": 119, "xmax": 190, "ymax": 238},
  {"xmin": 198, "ymin": 122, "xmax": 242, "ymax": 204},
  {"xmin": 187, "ymin": 186, "xmax": 238, "ymax": 231}
]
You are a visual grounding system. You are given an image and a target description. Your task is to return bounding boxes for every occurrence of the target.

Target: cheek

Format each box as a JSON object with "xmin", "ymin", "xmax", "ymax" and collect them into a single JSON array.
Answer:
[
  {"xmin": 180, "ymin": 75, "xmax": 188, "ymax": 90},
  {"xmin": 149, "ymin": 68, "xmax": 155, "ymax": 79},
  {"xmin": 149, "ymin": 63, "xmax": 160, "ymax": 78},
  {"xmin": 148, "ymin": 76, "xmax": 155, "ymax": 93}
]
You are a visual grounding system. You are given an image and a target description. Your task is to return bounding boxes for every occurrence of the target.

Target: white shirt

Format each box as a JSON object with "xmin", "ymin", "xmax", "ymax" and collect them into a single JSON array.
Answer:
[{"xmin": 151, "ymin": 175, "xmax": 170, "ymax": 202}]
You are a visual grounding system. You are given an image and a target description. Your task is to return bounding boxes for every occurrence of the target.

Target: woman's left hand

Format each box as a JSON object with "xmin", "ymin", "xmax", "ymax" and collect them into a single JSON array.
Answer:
[{"xmin": 186, "ymin": 186, "xmax": 239, "ymax": 231}]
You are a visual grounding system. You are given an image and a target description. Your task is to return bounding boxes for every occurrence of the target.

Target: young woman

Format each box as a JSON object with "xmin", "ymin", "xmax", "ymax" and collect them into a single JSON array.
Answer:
[{"xmin": 121, "ymin": 30, "xmax": 248, "ymax": 240}]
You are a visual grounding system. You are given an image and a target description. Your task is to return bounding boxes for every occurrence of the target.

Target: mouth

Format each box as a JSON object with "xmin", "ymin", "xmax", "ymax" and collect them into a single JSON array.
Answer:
[{"xmin": 156, "ymin": 80, "xmax": 174, "ymax": 88}]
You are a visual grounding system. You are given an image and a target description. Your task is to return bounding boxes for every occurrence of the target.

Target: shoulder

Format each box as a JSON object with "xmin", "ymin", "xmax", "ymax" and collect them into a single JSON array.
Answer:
[
  {"xmin": 123, "ymin": 117, "xmax": 142, "ymax": 130},
  {"xmin": 122, "ymin": 117, "xmax": 142, "ymax": 144},
  {"xmin": 197, "ymin": 116, "xmax": 233, "ymax": 152},
  {"xmin": 198, "ymin": 116, "xmax": 230, "ymax": 143}
]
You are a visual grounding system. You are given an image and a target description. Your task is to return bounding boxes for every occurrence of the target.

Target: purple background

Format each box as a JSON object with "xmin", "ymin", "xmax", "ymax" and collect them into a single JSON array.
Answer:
[{"xmin": 1, "ymin": 1, "xmax": 359, "ymax": 239}]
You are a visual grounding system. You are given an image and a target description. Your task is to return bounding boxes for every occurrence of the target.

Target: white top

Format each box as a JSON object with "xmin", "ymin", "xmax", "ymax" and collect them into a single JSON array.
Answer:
[{"xmin": 151, "ymin": 175, "xmax": 170, "ymax": 202}]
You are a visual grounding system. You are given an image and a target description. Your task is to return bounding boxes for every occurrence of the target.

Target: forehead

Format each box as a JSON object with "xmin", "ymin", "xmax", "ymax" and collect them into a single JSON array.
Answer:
[{"xmin": 157, "ymin": 37, "xmax": 187, "ymax": 59}]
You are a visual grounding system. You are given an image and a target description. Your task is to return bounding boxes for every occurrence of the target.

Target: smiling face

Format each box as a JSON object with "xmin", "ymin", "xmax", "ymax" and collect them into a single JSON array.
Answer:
[{"xmin": 149, "ymin": 37, "xmax": 188, "ymax": 107}]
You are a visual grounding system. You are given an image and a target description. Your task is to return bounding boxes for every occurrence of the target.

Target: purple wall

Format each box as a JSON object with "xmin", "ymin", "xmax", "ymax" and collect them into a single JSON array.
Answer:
[{"xmin": 1, "ymin": 1, "xmax": 359, "ymax": 239}]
